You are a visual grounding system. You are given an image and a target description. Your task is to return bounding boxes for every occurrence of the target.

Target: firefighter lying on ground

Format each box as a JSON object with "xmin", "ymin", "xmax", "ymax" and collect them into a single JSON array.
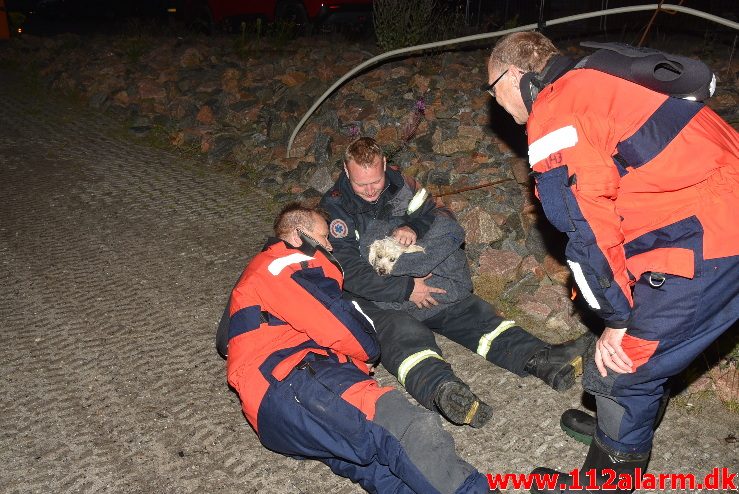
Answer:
[{"xmin": 223, "ymin": 203, "xmax": 495, "ymax": 494}]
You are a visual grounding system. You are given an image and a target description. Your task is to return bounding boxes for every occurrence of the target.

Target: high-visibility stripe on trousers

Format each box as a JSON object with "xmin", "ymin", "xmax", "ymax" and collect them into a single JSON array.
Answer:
[
  {"xmin": 398, "ymin": 349, "xmax": 445, "ymax": 386},
  {"xmin": 476, "ymin": 320, "xmax": 517, "ymax": 358}
]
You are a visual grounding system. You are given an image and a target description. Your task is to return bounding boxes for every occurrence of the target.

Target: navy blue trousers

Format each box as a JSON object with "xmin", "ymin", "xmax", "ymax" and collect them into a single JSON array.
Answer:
[
  {"xmin": 583, "ymin": 255, "xmax": 739, "ymax": 454},
  {"xmin": 256, "ymin": 352, "xmax": 491, "ymax": 494}
]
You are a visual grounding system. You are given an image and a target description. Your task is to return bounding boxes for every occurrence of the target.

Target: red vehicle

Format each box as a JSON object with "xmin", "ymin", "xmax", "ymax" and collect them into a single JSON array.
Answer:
[{"xmin": 184, "ymin": 0, "xmax": 373, "ymax": 33}]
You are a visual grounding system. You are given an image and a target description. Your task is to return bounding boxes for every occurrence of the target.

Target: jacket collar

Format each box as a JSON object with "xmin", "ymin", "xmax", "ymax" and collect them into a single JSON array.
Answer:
[
  {"xmin": 525, "ymin": 55, "xmax": 578, "ymax": 113},
  {"xmin": 263, "ymin": 235, "xmax": 343, "ymax": 276},
  {"xmin": 540, "ymin": 55, "xmax": 578, "ymax": 87}
]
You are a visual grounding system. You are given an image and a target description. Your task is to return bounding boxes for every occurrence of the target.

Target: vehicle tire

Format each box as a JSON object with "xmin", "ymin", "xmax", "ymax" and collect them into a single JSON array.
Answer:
[{"xmin": 275, "ymin": 0, "xmax": 311, "ymax": 36}]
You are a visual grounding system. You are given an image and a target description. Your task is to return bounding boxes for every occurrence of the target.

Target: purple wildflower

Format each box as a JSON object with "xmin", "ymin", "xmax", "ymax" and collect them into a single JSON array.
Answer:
[{"xmin": 415, "ymin": 96, "xmax": 426, "ymax": 115}]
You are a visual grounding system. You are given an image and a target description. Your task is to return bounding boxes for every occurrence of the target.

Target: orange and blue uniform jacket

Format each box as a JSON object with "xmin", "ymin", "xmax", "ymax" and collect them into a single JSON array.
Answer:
[
  {"xmin": 527, "ymin": 67, "xmax": 738, "ymax": 333},
  {"xmin": 225, "ymin": 237, "xmax": 382, "ymax": 433},
  {"xmin": 527, "ymin": 65, "xmax": 738, "ymax": 454}
]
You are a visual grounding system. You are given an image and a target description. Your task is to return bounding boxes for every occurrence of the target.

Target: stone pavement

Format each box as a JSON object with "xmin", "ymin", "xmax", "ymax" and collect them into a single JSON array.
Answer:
[{"xmin": 0, "ymin": 69, "xmax": 736, "ymax": 493}]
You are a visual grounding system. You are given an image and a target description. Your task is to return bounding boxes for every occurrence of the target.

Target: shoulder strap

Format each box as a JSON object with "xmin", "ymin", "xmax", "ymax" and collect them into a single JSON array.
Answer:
[{"xmin": 579, "ymin": 41, "xmax": 715, "ymax": 101}]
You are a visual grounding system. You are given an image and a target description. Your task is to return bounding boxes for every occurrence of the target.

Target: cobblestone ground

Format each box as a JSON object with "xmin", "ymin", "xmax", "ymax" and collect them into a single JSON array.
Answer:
[{"xmin": 0, "ymin": 69, "xmax": 736, "ymax": 494}]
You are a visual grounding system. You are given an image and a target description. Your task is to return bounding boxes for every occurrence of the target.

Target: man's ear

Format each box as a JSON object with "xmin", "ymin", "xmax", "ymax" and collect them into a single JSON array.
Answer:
[
  {"xmin": 510, "ymin": 64, "xmax": 522, "ymax": 85},
  {"xmin": 286, "ymin": 229, "xmax": 301, "ymax": 247}
]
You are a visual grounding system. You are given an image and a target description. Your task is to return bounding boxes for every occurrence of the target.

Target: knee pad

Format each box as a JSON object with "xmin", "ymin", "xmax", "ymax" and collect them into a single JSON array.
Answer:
[
  {"xmin": 374, "ymin": 391, "xmax": 476, "ymax": 494},
  {"xmin": 594, "ymin": 395, "xmax": 626, "ymax": 441}
]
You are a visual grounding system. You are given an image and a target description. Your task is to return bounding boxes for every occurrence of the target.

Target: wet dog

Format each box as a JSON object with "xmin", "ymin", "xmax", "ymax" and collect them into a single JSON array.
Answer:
[{"xmin": 367, "ymin": 237, "xmax": 425, "ymax": 276}]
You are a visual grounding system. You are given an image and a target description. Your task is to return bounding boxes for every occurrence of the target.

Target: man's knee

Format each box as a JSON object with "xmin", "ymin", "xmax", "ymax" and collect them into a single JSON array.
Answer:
[
  {"xmin": 374, "ymin": 391, "xmax": 478, "ymax": 494},
  {"xmin": 594, "ymin": 393, "xmax": 660, "ymax": 454},
  {"xmin": 375, "ymin": 310, "xmax": 438, "ymax": 364},
  {"xmin": 584, "ymin": 359, "xmax": 666, "ymax": 453}
]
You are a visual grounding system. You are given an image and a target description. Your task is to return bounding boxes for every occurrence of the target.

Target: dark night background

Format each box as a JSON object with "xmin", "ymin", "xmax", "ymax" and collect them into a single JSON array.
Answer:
[
  {"xmin": 5, "ymin": 0, "xmax": 738, "ymax": 40},
  {"xmin": 0, "ymin": 1, "xmax": 737, "ymax": 493}
]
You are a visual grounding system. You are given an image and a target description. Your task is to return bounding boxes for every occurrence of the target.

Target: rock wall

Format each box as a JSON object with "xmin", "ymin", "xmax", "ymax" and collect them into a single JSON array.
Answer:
[{"xmin": 2, "ymin": 32, "xmax": 737, "ymax": 336}]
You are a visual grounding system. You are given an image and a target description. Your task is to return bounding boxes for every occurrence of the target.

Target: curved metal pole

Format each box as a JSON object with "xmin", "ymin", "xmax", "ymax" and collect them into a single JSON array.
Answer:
[{"xmin": 287, "ymin": 4, "xmax": 739, "ymax": 157}]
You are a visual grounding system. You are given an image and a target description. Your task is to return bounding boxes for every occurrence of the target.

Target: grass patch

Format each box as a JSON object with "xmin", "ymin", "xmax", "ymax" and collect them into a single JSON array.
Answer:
[{"xmin": 472, "ymin": 274, "xmax": 550, "ymax": 339}]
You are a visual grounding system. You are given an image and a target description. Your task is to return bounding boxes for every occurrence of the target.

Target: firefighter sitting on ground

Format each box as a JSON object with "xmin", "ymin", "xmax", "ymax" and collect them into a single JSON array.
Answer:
[{"xmin": 319, "ymin": 137, "xmax": 594, "ymax": 429}]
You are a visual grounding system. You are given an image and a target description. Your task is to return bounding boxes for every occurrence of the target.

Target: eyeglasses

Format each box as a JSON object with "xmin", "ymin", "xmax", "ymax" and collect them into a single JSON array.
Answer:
[{"xmin": 481, "ymin": 69, "xmax": 508, "ymax": 98}]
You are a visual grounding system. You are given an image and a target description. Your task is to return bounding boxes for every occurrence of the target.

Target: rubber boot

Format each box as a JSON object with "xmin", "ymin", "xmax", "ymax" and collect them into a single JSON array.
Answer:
[
  {"xmin": 433, "ymin": 380, "xmax": 493, "ymax": 428},
  {"xmin": 524, "ymin": 331, "xmax": 596, "ymax": 391},
  {"xmin": 560, "ymin": 409, "xmax": 596, "ymax": 445},
  {"xmin": 529, "ymin": 435, "xmax": 650, "ymax": 494},
  {"xmin": 560, "ymin": 391, "xmax": 671, "ymax": 445}
]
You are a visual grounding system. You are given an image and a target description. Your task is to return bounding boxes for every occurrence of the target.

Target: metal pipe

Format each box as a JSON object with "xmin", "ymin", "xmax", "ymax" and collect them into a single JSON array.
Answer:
[{"xmin": 287, "ymin": 4, "xmax": 739, "ymax": 157}]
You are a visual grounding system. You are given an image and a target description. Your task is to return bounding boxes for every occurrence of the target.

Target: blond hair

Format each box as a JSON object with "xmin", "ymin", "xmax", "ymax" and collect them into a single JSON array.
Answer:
[{"xmin": 488, "ymin": 31, "xmax": 560, "ymax": 74}]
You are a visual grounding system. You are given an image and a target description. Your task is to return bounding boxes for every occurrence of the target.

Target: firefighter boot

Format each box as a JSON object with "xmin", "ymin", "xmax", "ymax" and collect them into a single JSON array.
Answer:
[
  {"xmin": 529, "ymin": 434, "xmax": 650, "ymax": 494},
  {"xmin": 560, "ymin": 391, "xmax": 671, "ymax": 445},
  {"xmin": 433, "ymin": 380, "xmax": 493, "ymax": 428},
  {"xmin": 524, "ymin": 331, "xmax": 596, "ymax": 391}
]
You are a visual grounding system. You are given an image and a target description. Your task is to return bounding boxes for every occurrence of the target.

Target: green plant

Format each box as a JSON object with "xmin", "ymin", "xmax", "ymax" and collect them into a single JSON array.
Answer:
[
  {"xmin": 232, "ymin": 20, "xmax": 252, "ymax": 57},
  {"xmin": 112, "ymin": 20, "xmax": 157, "ymax": 64},
  {"xmin": 231, "ymin": 19, "xmax": 264, "ymax": 57},
  {"xmin": 503, "ymin": 13, "xmax": 520, "ymax": 30},
  {"xmin": 254, "ymin": 17, "xmax": 264, "ymax": 46},
  {"xmin": 122, "ymin": 37, "xmax": 151, "ymax": 64},
  {"xmin": 231, "ymin": 16, "xmax": 300, "ymax": 57},
  {"xmin": 373, "ymin": 0, "xmax": 439, "ymax": 51},
  {"xmin": 435, "ymin": 8, "xmax": 467, "ymax": 41},
  {"xmin": 268, "ymin": 17, "xmax": 299, "ymax": 47}
]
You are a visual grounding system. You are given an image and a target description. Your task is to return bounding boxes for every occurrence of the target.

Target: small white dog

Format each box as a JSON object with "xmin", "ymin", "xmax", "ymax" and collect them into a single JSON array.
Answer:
[{"xmin": 367, "ymin": 237, "xmax": 425, "ymax": 276}]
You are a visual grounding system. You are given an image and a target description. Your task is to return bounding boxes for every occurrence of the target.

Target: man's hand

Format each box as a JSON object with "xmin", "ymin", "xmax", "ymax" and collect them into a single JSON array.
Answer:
[
  {"xmin": 410, "ymin": 274, "xmax": 446, "ymax": 308},
  {"xmin": 392, "ymin": 226, "xmax": 417, "ymax": 246},
  {"xmin": 594, "ymin": 327, "xmax": 634, "ymax": 377}
]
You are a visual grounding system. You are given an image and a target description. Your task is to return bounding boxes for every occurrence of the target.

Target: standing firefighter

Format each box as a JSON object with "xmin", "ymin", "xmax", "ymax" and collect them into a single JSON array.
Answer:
[
  {"xmin": 223, "ymin": 203, "xmax": 494, "ymax": 494},
  {"xmin": 483, "ymin": 31, "xmax": 738, "ymax": 493}
]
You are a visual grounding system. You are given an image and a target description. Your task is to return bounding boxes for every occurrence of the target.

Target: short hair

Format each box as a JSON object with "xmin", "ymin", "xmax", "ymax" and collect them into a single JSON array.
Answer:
[
  {"xmin": 344, "ymin": 137, "xmax": 384, "ymax": 168},
  {"xmin": 273, "ymin": 202, "xmax": 317, "ymax": 238},
  {"xmin": 488, "ymin": 31, "xmax": 560, "ymax": 74}
]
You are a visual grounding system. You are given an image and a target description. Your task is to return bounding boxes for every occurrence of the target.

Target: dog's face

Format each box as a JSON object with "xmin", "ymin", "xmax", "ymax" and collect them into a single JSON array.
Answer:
[{"xmin": 368, "ymin": 237, "xmax": 424, "ymax": 276}]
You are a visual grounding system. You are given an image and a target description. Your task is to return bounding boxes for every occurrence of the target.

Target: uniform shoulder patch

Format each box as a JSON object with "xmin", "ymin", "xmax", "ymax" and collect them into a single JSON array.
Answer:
[{"xmin": 329, "ymin": 219, "xmax": 349, "ymax": 238}]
